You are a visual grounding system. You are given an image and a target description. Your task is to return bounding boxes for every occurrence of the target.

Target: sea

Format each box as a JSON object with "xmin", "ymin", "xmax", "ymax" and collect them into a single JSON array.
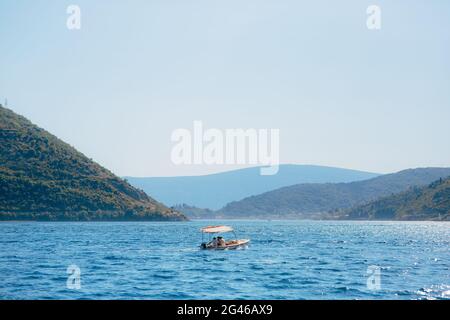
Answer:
[{"xmin": 0, "ymin": 220, "xmax": 448, "ymax": 300}]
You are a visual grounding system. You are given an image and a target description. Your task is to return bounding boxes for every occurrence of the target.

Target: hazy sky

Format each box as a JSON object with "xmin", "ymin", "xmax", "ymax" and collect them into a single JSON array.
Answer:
[{"xmin": 1, "ymin": 0, "xmax": 449, "ymax": 177}]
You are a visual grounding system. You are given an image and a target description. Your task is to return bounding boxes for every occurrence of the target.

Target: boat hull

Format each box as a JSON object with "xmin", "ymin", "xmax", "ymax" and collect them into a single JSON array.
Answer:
[{"xmin": 200, "ymin": 239, "xmax": 250, "ymax": 250}]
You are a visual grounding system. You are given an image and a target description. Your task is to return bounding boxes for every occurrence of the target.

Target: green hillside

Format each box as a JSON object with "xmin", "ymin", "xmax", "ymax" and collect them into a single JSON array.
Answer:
[
  {"xmin": 341, "ymin": 177, "xmax": 450, "ymax": 220},
  {"xmin": 0, "ymin": 105, "xmax": 186, "ymax": 221},
  {"xmin": 219, "ymin": 168, "xmax": 450, "ymax": 219}
]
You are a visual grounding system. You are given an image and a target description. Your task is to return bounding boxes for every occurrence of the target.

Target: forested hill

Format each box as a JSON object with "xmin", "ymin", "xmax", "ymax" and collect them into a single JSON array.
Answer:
[
  {"xmin": 218, "ymin": 167, "xmax": 450, "ymax": 219},
  {"xmin": 341, "ymin": 177, "xmax": 450, "ymax": 220},
  {"xmin": 0, "ymin": 105, "xmax": 186, "ymax": 221}
]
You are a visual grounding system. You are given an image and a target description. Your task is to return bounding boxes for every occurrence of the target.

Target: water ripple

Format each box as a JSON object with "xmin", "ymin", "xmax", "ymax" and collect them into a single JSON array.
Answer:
[{"xmin": 0, "ymin": 220, "xmax": 448, "ymax": 299}]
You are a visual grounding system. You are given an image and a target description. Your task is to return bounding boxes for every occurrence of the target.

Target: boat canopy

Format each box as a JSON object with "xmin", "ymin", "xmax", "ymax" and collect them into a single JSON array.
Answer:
[{"xmin": 201, "ymin": 225, "xmax": 233, "ymax": 233}]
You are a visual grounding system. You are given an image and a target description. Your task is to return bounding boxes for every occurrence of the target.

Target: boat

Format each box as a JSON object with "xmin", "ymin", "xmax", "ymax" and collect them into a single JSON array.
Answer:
[{"xmin": 199, "ymin": 225, "xmax": 250, "ymax": 250}]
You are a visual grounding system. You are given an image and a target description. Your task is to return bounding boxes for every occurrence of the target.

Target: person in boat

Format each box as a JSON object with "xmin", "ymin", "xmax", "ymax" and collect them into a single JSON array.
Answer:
[
  {"xmin": 208, "ymin": 237, "xmax": 218, "ymax": 248},
  {"xmin": 217, "ymin": 236, "xmax": 226, "ymax": 247}
]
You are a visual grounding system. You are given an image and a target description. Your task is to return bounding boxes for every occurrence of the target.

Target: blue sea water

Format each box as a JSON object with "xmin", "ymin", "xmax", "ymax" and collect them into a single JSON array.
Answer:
[{"xmin": 0, "ymin": 220, "xmax": 448, "ymax": 300}]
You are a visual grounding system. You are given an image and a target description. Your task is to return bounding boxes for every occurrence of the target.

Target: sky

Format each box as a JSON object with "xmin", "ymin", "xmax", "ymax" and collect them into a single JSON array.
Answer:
[{"xmin": 1, "ymin": 0, "xmax": 449, "ymax": 177}]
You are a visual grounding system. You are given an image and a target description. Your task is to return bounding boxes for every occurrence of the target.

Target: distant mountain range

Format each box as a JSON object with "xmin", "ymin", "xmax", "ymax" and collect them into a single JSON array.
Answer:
[
  {"xmin": 125, "ymin": 165, "xmax": 380, "ymax": 209},
  {"xmin": 341, "ymin": 176, "xmax": 450, "ymax": 220},
  {"xmin": 2, "ymin": 104, "xmax": 448, "ymax": 222},
  {"xmin": 172, "ymin": 204, "xmax": 216, "ymax": 220},
  {"xmin": 0, "ymin": 105, "xmax": 186, "ymax": 221},
  {"xmin": 216, "ymin": 168, "xmax": 450, "ymax": 219}
]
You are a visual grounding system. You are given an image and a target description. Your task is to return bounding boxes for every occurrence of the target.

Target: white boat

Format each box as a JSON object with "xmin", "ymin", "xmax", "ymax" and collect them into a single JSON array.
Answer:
[{"xmin": 199, "ymin": 225, "xmax": 250, "ymax": 250}]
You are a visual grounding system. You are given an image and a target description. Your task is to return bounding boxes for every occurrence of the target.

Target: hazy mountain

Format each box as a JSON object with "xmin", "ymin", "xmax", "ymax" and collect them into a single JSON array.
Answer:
[
  {"xmin": 341, "ymin": 177, "xmax": 450, "ymax": 221},
  {"xmin": 218, "ymin": 168, "xmax": 450, "ymax": 219},
  {"xmin": 171, "ymin": 204, "xmax": 216, "ymax": 220},
  {"xmin": 0, "ymin": 105, "xmax": 186, "ymax": 221},
  {"xmin": 126, "ymin": 165, "xmax": 380, "ymax": 209}
]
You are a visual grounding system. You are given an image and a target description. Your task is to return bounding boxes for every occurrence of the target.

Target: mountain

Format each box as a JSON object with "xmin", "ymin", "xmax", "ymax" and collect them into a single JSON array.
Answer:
[
  {"xmin": 171, "ymin": 204, "xmax": 216, "ymax": 220},
  {"xmin": 218, "ymin": 168, "xmax": 450, "ymax": 219},
  {"xmin": 341, "ymin": 177, "xmax": 450, "ymax": 220},
  {"xmin": 126, "ymin": 165, "xmax": 379, "ymax": 210},
  {"xmin": 0, "ymin": 105, "xmax": 186, "ymax": 221}
]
